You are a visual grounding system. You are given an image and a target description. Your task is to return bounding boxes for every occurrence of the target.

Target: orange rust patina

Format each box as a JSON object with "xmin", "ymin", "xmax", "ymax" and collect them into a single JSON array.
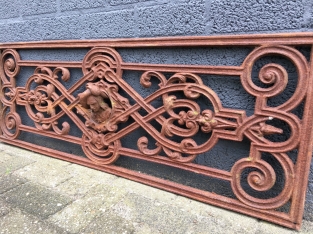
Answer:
[{"xmin": 1, "ymin": 33, "xmax": 313, "ymax": 230}]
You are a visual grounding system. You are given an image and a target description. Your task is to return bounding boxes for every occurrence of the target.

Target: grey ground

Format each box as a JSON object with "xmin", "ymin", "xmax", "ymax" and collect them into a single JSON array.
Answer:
[{"xmin": 0, "ymin": 142, "xmax": 312, "ymax": 234}]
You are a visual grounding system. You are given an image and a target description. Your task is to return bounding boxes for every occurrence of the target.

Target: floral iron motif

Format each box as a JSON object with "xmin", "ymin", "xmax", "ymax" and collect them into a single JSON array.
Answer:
[{"xmin": 1, "ymin": 33, "xmax": 313, "ymax": 230}]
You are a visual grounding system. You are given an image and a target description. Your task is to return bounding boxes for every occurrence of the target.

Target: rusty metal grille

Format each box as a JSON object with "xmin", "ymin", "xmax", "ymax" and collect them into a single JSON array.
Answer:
[{"xmin": 1, "ymin": 33, "xmax": 313, "ymax": 230}]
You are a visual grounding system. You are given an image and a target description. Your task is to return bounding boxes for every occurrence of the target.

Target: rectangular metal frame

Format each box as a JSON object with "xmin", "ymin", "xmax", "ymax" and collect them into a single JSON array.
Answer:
[{"xmin": 1, "ymin": 32, "xmax": 313, "ymax": 230}]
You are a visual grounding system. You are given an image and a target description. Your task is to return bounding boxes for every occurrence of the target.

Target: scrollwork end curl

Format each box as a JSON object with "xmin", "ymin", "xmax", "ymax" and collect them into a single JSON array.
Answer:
[
  {"xmin": 228, "ymin": 45, "xmax": 308, "ymax": 210},
  {"xmin": 230, "ymin": 149, "xmax": 295, "ymax": 210},
  {"xmin": 241, "ymin": 45, "xmax": 309, "ymax": 111},
  {"xmin": 0, "ymin": 107, "xmax": 21, "ymax": 140},
  {"xmin": 0, "ymin": 49, "xmax": 20, "ymax": 84}
]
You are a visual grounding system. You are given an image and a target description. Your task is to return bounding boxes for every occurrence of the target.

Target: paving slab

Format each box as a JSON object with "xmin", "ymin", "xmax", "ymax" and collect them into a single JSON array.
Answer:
[
  {"xmin": 112, "ymin": 177, "xmax": 178, "ymax": 203},
  {"xmin": 55, "ymin": 164, "xmax": 117, "ymax": 198},
  {"xmin": 0, "ymin": 144, "xmax": 41, "ymax": 161},
  {"xmin": 47, "ymin": 193, "xmax": 108, "ymax": 233},
  {"xmin": 0, "ymin": 154, "xmax": 34, "ymax": 176},
  {"xmin": 108, "ymin": 191, "xmax": 260, "ymax": 234},
  {"xmin": 111, "ymin": 192, "xmax": 192, "ymax": 234},
  {"xmin": 48, "ymin": 183, "xmax": 128, "ymax": 233},
  {"xmin": 13, "ymin": 157, "xmax": 72, "ymax": 188},
  {"xmin": 0, "ymin": 199, "xmax": 10, "ymax": 218},
  {"xmin": 174, "ymin": 196, "xmax": 260, "ymax": 234},
  {"xmin": 81, "ymin": 211, "xmax": 135, "ymax": 234},
  {"xmin": 0, "ymin": 209, "xmax": 68, "ymax": 234},
  {"xmin": 0, "ymin": 174, "xmax": 28, "ymax": 194},
  {"xmin": 0, "ymin": 152, "xmax": 14, "ymax": 163},
  {"xmin": 256, "ymin": 220, "xmax": 313, "ymax": 234},
  {"xmin": 0, "ymin": 182, "xmax": 73, "ymax": 219}
]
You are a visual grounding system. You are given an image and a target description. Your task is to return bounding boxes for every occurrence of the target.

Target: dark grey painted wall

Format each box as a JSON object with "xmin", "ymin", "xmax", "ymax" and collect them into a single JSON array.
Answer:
[
  {"xmin": 1, "ymin": 0, "xmax": 312, "ymax": 41},
  {"xmin": 1, "ymin": 0, "xmax": 312, "ymax": 220}
]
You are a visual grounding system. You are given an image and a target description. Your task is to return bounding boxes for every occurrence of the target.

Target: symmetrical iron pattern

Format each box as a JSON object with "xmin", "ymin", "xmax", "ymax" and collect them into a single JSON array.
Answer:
[{"xmin": 1, "ymin": 33, "xmax": 313, "ymax": 230}]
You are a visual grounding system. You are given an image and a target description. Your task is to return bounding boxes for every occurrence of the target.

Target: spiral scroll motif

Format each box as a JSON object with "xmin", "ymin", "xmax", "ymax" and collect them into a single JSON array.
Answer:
[
  {"xmin": 0, "ymin": 49, "xmax": 20, "ymax": 84},
  {"xmin": 230, "ymin": 45, "xmax": 306, "ymax": 209},
  {"xmin": 231, "ymin": 150, "xmax": 295, "ymax": 210},
  {"xmin": 241, "ymin": 45, "xmax": 308, "ymax": 111},
  {"xmin": 0, "ymin": 109, "xmax": 21, "ymax": 140}
]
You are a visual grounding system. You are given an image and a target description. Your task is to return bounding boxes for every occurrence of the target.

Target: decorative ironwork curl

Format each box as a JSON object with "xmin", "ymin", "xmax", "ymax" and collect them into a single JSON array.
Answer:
[
  {"xmin": 231, "ymin": 150, "xmax": 295, "ymax": 210},
  {"xmin": 0, "ymin": 107, "xmax": 21, "ymax": 139},
  {"xmin": 1, "ymin": 34, "xmax": 313, "ymax": 230},
  {"xmin": 0, "ymin": 49, "xmax": 20, "ymax": 82}
]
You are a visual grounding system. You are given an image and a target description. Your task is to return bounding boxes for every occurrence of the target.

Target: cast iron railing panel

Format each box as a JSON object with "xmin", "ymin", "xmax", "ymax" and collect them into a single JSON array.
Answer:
[{"xmin": 1, "ymin": 33, "xmax": 313, "ymax": 230}]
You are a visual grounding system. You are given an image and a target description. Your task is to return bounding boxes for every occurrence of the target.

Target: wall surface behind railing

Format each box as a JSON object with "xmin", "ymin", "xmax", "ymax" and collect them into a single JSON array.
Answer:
[{"xmin": 0, "ymin": 0, "xmax": 312, "ymax": 221}]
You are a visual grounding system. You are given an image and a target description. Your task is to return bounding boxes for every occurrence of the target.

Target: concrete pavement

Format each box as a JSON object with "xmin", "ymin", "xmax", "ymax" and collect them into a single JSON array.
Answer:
[{"xmin": 0, "ymin": 142, "xmax": 312, "ymax": 234}]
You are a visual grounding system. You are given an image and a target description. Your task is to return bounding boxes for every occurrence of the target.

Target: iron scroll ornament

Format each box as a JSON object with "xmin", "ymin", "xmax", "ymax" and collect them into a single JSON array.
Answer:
[{"xmin": 0, "ymin": 33, "xmax": 313, "ymax": 230}]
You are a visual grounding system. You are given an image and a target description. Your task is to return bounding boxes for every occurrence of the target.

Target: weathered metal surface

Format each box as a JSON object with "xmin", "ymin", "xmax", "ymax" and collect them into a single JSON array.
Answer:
[{"xmin": 1, "ymin": 33, "xmax": 313, "ymax": 230}]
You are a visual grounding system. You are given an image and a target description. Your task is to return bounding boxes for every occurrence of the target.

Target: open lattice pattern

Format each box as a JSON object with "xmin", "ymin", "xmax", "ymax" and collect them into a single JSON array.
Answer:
[{"xmin": 1, "ymin": 33, "xmax": 313, "ymax": 230}]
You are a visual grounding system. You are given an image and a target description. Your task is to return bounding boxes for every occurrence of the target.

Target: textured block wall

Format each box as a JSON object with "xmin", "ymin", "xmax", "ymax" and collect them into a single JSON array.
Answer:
[
  {"xmin": 0, "ymin": 0, "xmax": 312, "ymax": 221},
  {"xmin": 1, "ymin": 0, "xmax": 312, "ymax": 41}
]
